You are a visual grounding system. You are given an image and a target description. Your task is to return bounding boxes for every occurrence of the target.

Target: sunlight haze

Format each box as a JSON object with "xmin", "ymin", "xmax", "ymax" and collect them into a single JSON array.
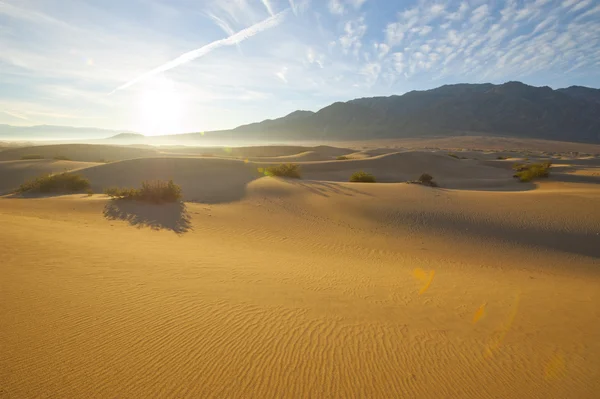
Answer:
[{"xmin": 1, "ymin": 0, "xmax": 599, "ymax": 134}]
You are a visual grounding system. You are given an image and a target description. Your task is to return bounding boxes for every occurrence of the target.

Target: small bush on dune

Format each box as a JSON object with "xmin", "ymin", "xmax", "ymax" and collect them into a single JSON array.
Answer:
[
  {"xmin": 53, "ymin": 155, "xmax": 71, "ymax": 161},
  {"xmin": 419, "ymin": 173, "xmax": 433, "ymax": 183},
  {"xmin": 17, "ymin": 172, "xmax": 90, "ymax": 194},
  {"xmin": 337, "ymin": 156, "xmax": 350, "ymax": 160},
  {"xmin": 496, "ymin": 155, "xmax": 509, "ymax": 160},
  {"xmin": 513, "ymin": 162, "xmax": 551, "ymax": 182},
  {"xmin": 448, "ymin": 153, "xmax": 467, "ymax": 159},
  {"xmin": 20, "ymin": 154, "xmax": 44, "ymax": 160},
  {"xmin": 104, "ymin": 180, "xmax": 182, "ymax": 203},
  {"xmin": 349, "ymin": 171, "xmax": 376, "ymax": 182},
  {"xmin": 407, "ymin": 173, "xmax": 438, "ymax": 187},
  {"xmin": 265, "ymin": 163, "xmax": 301, "ymax": 178}
]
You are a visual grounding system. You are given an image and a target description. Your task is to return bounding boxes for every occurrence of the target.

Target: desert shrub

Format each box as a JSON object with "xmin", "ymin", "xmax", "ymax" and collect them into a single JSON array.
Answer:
[
  {"xmin": 407, "ymin": 173, "xmax": 438, "ymax": 187},
  {"xmin": 496, "ymin": 155, "xmax": 509, "ymax": 160},
  {"xmin": 448, "ymin": 153, "xmax": 467, "ymax": 159},
  {"xmin": 513, "ymin": 162, "xmax": 551, "ymax": 182},
  {"xmin": 105, "ymin": 179, "xmax": 182, "ymax": 203},
  {"xmin": 419, "ymin": 173, "xmax": 433, "ymax": 183},
  {"xmin": 349, "ymin": 171, "xmax": 376, "ymax": 182},
  {"xmin": 20, "ymin": 154, "xmax": 44, "ymax": 160},
  {"xmin": 53, "ymin": 155, "xmax": 71, "ymax": 161},
  {"xmin": 17, "ymin": 172, "xmax": 90, "ymax": 194},
  {"xmin": 265, "ymin": 163, "xmax": 301, "ymax": 178},
  {"xmin": 86, "ymin": 188, "xmax": 94, "ymax": 196},
  {"xmin": 337, "ymin": 156, "xmax": 350, "ymax": 160}
]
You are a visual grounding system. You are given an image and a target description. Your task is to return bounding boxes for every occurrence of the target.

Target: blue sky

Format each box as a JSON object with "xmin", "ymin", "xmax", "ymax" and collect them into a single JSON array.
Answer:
[{"xmin": 1, "ymin": 0, "xmax": 599, "ymax": 135}]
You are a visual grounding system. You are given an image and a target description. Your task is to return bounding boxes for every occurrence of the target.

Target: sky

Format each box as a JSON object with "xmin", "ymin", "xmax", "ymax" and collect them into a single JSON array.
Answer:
[{"xmin": 1, "ymin": 0, "xmax": 599, "ymax": 135}]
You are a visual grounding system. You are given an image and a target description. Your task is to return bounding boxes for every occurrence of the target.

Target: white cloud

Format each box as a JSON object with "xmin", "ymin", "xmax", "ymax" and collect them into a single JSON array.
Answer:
[
  {"xmin": 570, "ymin": 0, "xmax": 591, "ymax": 12},
  {"xmin": 276, "ymin": 66, "xmax": 289, "ymax": 83},
  {"xmin": 260, "ymin": 0, "xmax": 275, "ymax": 16},
  {"xmin": 339, "ymin": 17, "xmax": 367, "ymax": 56},
  {"xmin": 446, "ymin": 1, "xmax": 469, "ymax": 21},
  {"xmin": 470, "ymin": 4, "xmax": 489, "ymax": 24},
  {"xmin": 348, "ymin": 0, "xmax": 368, "ymax": 9},
  {"xmin": 328, "ymin": 0, "xmax": 345, "ymax": 15}
]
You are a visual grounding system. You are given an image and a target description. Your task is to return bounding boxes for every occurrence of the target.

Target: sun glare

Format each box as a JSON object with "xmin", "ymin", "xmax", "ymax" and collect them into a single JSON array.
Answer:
[{"xmin": 134, "ymin": 77, "xmax": 186, "ymax": 136}]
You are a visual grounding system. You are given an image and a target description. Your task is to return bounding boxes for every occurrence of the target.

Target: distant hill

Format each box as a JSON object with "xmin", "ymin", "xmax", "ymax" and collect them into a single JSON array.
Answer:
[
  {"xmin": 0, "ymin": 125, "xmax": 129, "ymax": 140},
  {"xmin": 106, "ymin": 133, "xmax": 146, "ymax": 140},
  {"xmin": 3, "ymin": 81, "xmax": 599, "ymax": 144},
  {"xmin": 216, "ymin": 81, "xmax": 599, "ymax": 143},
  {"xmin": 557, "ymin": 86, "xmax": 600, "ymax": 105}
]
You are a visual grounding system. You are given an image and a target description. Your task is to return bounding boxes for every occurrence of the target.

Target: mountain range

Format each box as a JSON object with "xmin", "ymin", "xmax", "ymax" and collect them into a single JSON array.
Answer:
[{"xmin": 2, "ymin": 81, "xmax": 600, "ymax": 144}]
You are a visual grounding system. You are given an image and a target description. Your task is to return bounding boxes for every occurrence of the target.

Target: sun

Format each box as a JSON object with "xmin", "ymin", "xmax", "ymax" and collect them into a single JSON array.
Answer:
[{"xmin": 134, "ymin": 76, "xmax": 186, "ymax": 136}]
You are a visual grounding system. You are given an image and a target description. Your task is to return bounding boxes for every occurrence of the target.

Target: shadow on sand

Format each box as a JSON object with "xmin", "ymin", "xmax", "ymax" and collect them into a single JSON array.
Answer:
[{"xmin": 103, "ymin": 200, "xmax": 192, "ymax": 234}]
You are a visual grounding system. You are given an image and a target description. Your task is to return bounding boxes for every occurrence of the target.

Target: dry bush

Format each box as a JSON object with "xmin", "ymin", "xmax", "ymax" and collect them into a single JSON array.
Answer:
[
  {"xmin": 349, "ymin": 171, "xmax": 376, "ymax": 182},
  {"xmin": 265, "ymin": 163, "xmax": 301, "ymax": 178},
  {"xmin": 17, "ymin": 173, "xmax": 90, "ymax": 194},
  {"xmin": 105, "ymin": 180, "xmax": 182, "ymax": 203}
]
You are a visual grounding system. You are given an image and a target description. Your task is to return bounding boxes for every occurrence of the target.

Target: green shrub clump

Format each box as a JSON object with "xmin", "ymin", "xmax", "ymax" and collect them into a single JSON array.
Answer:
[
  {"xmin": 513, "ymin": 162, "xmax": 551, "ymax": 182},
  {"xmin": 349, "ymin": 171, "xmax": 376, "ymax": 182},
  {"xmin": 20, "ymin": 154, "xmax": 44, "ymax": 160},
  {"xmin": 105, "ymin": 180, "xmax": 182, "ymax": 203},
  {"xmin": 53, "ymin": 155, "xmax": 71, "ymax": 160},
  {"xmin": 265, "ymin": 163, "xmax": 301, "ymax": 178},
  {"xmin": 17, "ymin": 172, "xmax": 91, "ymax": 194}
]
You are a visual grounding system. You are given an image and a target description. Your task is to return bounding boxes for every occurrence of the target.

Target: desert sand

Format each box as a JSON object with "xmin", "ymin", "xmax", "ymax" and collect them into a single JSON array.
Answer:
[{"xmin": 1, "ymin": 140, "xmax": 599, "ymax": 398}]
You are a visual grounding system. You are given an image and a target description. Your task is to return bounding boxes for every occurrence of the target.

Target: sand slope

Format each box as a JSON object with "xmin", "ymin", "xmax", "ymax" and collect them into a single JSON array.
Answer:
[
  {"xmin": 1, "ymin": 179, "xmax": 599, "ymax": 398},
  {"xmin": 0, "ymin": 159, "xmax": 100, "ymax": 194}
]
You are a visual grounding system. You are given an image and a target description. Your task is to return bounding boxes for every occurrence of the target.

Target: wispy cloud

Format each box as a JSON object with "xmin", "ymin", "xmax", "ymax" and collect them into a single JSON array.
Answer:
[
  {"xmin": 260, "ymin": 0, "xmax": 275, "ymax": 16},
  {"xmin": 112, "ymin": 10, "xmax": 290, "ymax": 93},
  {"xmin": 2, "ymin": 109, "xmax": 29, "ymax": 120}
]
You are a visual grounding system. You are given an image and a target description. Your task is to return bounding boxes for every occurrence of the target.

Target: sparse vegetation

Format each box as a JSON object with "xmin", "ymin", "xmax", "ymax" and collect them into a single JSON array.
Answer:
[
  {"xmin": 17, "ymin": 172, "xmax": 91, "ymax": 194},
  {"xmin": 407, "ymin": 173, "xmax": 438, "ymax": 187},
  {"xmin": 86, "ymin": 188, "xmax": 94, "ymax": 197},
  {"xmin": 448, "ymin": 153, "xmax": 467, "ymax": 159},
  {"xmin": 20, "ymin": 154, "xmax": 44, "ymax": 160},
  {"xmin": 496, "ymin": 155, "xmax": 509, "ymax": 160},
  {"xmin": 513, "ymin": 162, "xmax": 551, "ymax": 182},
  {"xmin": 349, "ymin": 171, "xmax": 376, "ymax": 182},
  {"xmin": 265, "ymin": 163, "xmax": 301, "ymax": 178},
  {"xmin": 53, "ymin": 155, "xmax": 71, "ymax": 161},
  {"xmin": 104, "ymin": 180, "xmax": 182, "ymax": 203},
  {"xmin": 336, "ymin": 156, "xmax": 350, "ymax": 160}
]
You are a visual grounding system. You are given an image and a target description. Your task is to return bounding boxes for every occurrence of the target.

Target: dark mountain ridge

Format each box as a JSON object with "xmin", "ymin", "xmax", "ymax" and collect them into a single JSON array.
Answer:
[{"xmin": 228, "ymin": 81, "xmax": 600, "ymax": 143}]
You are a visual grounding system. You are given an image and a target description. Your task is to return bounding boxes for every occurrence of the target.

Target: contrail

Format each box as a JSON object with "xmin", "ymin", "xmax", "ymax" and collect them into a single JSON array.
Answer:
[
  {"xmin": 206, "ymin": 12, "xmax": 243, "ymax": 55},
  {"xmin": 111, "ymin": 10, "xmax": 289, "ymax": 93}
]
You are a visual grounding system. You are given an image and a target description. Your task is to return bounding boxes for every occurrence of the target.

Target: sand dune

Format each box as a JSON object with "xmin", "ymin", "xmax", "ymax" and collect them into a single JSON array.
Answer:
[
  {"xmin": 297, "ymin": 151, "xmax": 518, "ymax": 189},
  {"xmin": 77, "ymin": 157, "xmax": 260, "ymax": 203},
  {"xmin": 1, "ymin": 141, "xmax": 600, "ymax": 398},
  {"xmin": 0, "ymin": 144, "xmax": 159, "ymax": 162},
  {"xmin": 1, "ymin": 177, "xmax": 599, "ymax": 398},
  {"xmin": 0, "ymin": 159, "xmax": 100, "ymax": 194},
  {"xmin": 336, "ymin": 136, "xmax": 600, "ymax": 153}
]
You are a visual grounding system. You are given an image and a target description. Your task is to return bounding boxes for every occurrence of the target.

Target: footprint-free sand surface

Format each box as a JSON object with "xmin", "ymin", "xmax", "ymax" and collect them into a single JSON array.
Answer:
[{"xmin": 1, "ymin": 142, "xmax": 599, "ymax": 398}]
